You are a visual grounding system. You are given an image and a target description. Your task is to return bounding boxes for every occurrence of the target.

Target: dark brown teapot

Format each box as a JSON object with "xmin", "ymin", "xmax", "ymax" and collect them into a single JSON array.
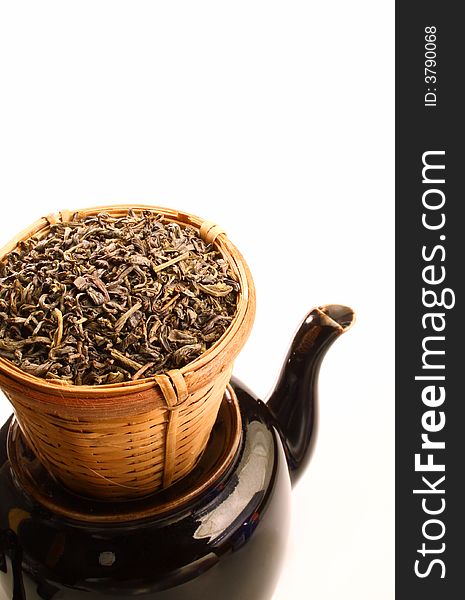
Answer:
[{"xmin": 0, "ymin": 304, "xmax": 354, "ymax": 600}]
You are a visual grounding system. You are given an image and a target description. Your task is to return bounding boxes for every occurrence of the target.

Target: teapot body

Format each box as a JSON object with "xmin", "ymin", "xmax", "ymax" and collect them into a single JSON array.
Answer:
[
  {"xmin": 1, "ymin": 304, "xmax": 355, "ymax": 600},
  {"xmin": 0, "ymin": 379, "xmax": 291, "ymax": 600}
]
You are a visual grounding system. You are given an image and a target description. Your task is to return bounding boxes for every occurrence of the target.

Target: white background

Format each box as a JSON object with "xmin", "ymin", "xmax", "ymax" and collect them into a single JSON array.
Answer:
[{"xmin": 0, "ymin": 2, "xmax": 394, "ymax": 599}]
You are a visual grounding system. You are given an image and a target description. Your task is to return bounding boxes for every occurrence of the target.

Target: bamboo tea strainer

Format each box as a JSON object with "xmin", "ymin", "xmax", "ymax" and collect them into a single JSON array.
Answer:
[{"xmin": 0, "ymin": 205, "xmax": 255, "ymax": 500}]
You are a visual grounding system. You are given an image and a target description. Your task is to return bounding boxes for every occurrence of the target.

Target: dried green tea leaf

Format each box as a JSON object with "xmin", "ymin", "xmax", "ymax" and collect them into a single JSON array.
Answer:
[
  {"xmin": 197, "ymin": 283, "xmax": 234, "ymax": 297},
  {"xmin": 0, "ymin": 210, "xmax": 238, "ymax": 384}
]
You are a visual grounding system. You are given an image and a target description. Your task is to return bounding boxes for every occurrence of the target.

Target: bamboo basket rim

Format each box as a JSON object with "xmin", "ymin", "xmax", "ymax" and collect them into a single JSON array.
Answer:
[{"xmin": 0, "ymin": 204, "xmax": 254, "ymax": 399}]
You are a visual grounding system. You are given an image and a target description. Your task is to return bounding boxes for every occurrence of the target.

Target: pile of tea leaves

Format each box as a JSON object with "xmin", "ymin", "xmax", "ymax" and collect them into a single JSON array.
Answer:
[{"xmin": 0, "ymin": 210, "xmax": 239, "ymax": 385}]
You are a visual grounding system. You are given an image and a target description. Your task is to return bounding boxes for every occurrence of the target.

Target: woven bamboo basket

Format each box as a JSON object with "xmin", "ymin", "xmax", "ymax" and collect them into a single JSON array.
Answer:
[{"xmin": 0, "ymin": 204, "xmax": 255, "ymax": 500}]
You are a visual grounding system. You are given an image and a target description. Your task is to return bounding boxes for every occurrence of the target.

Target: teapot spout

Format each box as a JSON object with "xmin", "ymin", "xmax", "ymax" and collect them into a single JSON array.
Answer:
[{"xmin": 265, "ymin": 305, "xmax": 354, "ymax": 486}]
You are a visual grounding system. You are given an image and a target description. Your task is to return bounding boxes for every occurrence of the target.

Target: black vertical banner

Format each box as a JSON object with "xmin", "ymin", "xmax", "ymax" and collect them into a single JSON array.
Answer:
[{"xmin": 396, "ymin": 3, "xmax": 464, "ymax": 598}]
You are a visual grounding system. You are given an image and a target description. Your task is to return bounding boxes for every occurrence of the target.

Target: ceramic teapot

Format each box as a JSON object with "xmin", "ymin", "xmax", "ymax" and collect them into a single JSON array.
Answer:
[{"xmin": 0, "ymin": 304, "xmax": 354, "ymax": 600}]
